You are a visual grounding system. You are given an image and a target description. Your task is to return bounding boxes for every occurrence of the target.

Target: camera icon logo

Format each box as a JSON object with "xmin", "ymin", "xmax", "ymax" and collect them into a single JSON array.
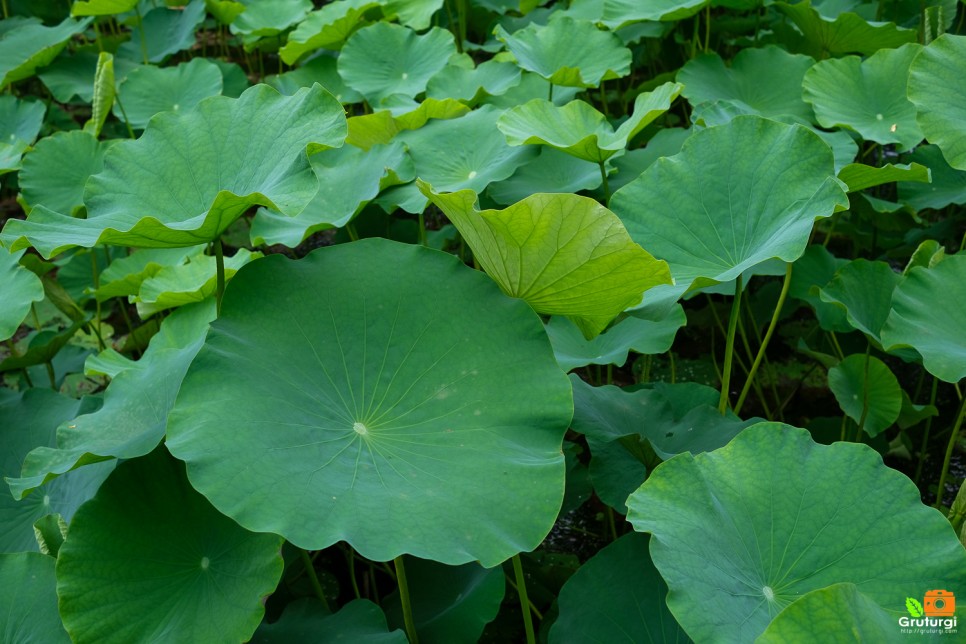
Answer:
[{"xmin": 924, "ymin": 590, "xmax": 956, "ymax": 617}]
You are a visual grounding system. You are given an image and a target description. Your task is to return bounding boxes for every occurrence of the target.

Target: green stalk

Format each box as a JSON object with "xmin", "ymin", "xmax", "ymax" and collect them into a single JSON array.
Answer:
[
  {"xmin": 934, "ymin": 396, "xmax": 966, "ymax": 512},
  {"xmin": 394, "ymin": 556, "xmax": 420, "ymax": 644},
  {"xmin": 735, "ymin": 263, "xmax": 792, "ymax": 415},
  {"xmin": 914, "ymin": 376, "xmax": 939, "ymax": 484},
  {"xmin": 90, "ymin": 250, "xmax": 102, "ymax": 343},
  {"xmin": 854, "ymin": 345, "xmax": 872, "ymax": 441},
  {"xmin": 213, "ymin": 238, "xmax": 225, "ymax": 315},
  {"xmin": 735, "ymin": 312, "xmax": 774, "ymax": 419},
  {"xmin": 417, "ymin": 212, "xmax": 427, "ymax": 247},
  {"xmin": 511, "ymin": 554, "xmax": 536, "ymax": 644},
  {"xmin": 598, "ymin": 161, "xmax": 611, "ymax": 203},
  {"xmin": 133, "ymin": 4, "xmax": 150, "ymax": 65},
  {"xmin": 548, "ymin": 83, "xmax": 554, "ymax": 102},
  {"xmin": 113, "ymin": 92, "xmax": 137, "ymax": 139},
  {"xmin": 1, "ymin": 0, "xmax": 8, "ymax": 19},
  {"xmin": 299, "ymin": 549, "xmax": 330, "ymax": 612},
  {"xmin": 718, "ymin": 275, "xmax": 743, "ymax": 414}
]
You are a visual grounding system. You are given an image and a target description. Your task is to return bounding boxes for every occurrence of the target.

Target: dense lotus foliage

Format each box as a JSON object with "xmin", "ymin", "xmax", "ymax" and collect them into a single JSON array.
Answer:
[{"xmin": 1, "ymin": 0, "xmax": 965, "ymax": 642}]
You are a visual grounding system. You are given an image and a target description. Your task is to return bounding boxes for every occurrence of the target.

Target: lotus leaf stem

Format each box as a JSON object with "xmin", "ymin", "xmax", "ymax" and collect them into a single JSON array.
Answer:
[
  {"xmin": 934, "ymin": 395, "xmax": 966, "ymax": 513},
  {"xmin": 394, "ymin": 556, "xmax": 419, "ymax": 644},
  {"xmin": 298, "ymin": 548, "xmax": 330, "ymax": 612},
  {"xmin": 735, "ymin": 263, "xmax": 793, "ymax": 416},
  {"xmin": 854, "ymin": 345, "xmax": 872, "ymax": 441},
  {"xmin": 511, "ymin": 554, "xmax": 536, "ymax": 644},
  {"xmin": 914, "ymin": 376, "xmax": 939, "ymax": 485},
  {"xmin": 133, "ymin": 4, "xmax": 150, "ymax": 66},
  {"xmin": 718, "ymin": 275, "xmax": 743, "ymax": 414},
  {"xmin": 598, "ymin": 161, "xmax": 610, "ymax": 203},
  {"xmin": 214, "ymin": 238, "xmax": 225, "ymax": 315}
]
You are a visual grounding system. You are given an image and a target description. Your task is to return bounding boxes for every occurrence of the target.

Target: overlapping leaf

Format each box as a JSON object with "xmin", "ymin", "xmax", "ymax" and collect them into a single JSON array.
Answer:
[{"xmin": 907, "ymin": 34, "xmax": 966, "ymax": 170}]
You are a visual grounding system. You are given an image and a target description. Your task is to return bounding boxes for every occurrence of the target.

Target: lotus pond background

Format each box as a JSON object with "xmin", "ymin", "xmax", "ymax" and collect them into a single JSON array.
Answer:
[{"xmin": 1, "ymin": 0, "xmax": 966, "ymax": 642}]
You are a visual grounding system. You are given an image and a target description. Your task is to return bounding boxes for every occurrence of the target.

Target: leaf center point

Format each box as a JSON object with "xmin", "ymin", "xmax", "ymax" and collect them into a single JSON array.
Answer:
[
  {"xmin": 200, "ymin": 557, "xmax": 210, "ymax": 570},
  {"xmin": 353, "ymin": 422, "xmax": 369, "ymax": 436},
  {"xmin": 762, "ymin": 585, "xmax": 775, "ymax": 601}
]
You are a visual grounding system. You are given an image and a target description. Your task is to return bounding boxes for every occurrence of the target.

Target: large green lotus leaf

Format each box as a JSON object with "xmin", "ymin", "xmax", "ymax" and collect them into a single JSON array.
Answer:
[
  {"xmin": 775, "ymin": 0, "xmax": 916, "ymax": 58},
  {"xmin": 0, "ymin": 17, "xmax": 90, "ymax": 90},
  {"xmin": 165, "ymin": 239, "xmax": 573, "ymax": 566},
  {"xmin": 18, "ymin": 131, "xmax": 111, "ymax": 216},
  {"xmin": 0, "ymin": 95, "xmax": 44, "ymax": 174},
  {"xmin": 421, "ymin": 183, "xmax": 671, "ymax": 338},
  {"xmin": 95, "ymin": 247, "xmax": 199, "ymax": 301},
  {"xmin": 338, "ymin": 22, "xmax": 455, "ymax": 104},
  {"xmin": 385, "ymin": 106, "xmax": 536, "ymax": 213},
  {"xmin": 345, "ymin": 98, "xmax": 469, "ymax": 149},
  {"xmin": 251, "ymin": 141, "xmax": 412, "ymax": 247},
  {"xmin": 488, "ymin": 147, "xmax": 602, "ymax": 205},
  {"xmin": 550, "ymin": 533, "xmax": 686, "ymax": 643},
  {"xmin": 496, "ymin": 82, "xmax": 682, "ymax": 164},
  {"xmin": 1, "ymin": 84, "xmax": 346, "ymax": 258},
  {"xmin": 279, "ymin": 0, "xmax": 379, "ymax": 64},
  {"xmin": 384, "ymin": 557, "xmax": 505, "ymax": 643},
  {"xmin": 71, "ymin": 0, "xmax": 137, "ymax": 15},
  {"xmin": 0, "ymin": 552, "xmax": 69, "ymax": 643},
  {"xmin": 6, "ymin": 301, "xmax": 215, "ymax": 501},
  {"xmin": 382, "ymin": 0, "xmax": 444, "ymax": 29},
  {"xmin": 230, "ymin": 0, "xmax": 311, "ymax": 37},
  {"xmin": 426, "ymin": 59, "xmax": 521, "ymax": 104},
  {"xmin": 908, "ymin": 34, "xmax": 966, "ymax": 171},
  {"xmin": 898, "ymin": 144, "xmax": 966, "ymax": 210},
  {"xmin": 267, "ymin": 55, "xmax": 362, "ymax": 103},
  {"xmin": 881, "ymin": 253, "xmax": 966, "ymax": 382},
  {"xmin": 828, "ymin": 354, "xmax": 901, "ymax": 437},
  {"xmin": 818, "ymin": 259, "xmax": 900, "ymax": 342},
  {"xmin": 117, "ymin": 1, "xmax": 206, "ymax": 63},
  {"xmin": 678, "ymin": 47, "xmax": 815, "ymax": 122},
  {"xmin": 134, "ymin": 249, "xmax": 259, "ymax": 317},
  {"xmin": 546, "ymin": 304, "xmax": 686, "ymax": 371},
  {"xmin": 0, "ymin": 247, "xmax": 43, "ymax": 343},
  {"xmin": 757, "ymin": 583, "xmax": 898, "ymax": 643},
  {"xmin": 788, "ymin": 244, "xmax": 851, "ymax": 333},
  {"xmin": 626, "ymin": 423, "xmax": 966, "ymax": 643},
  {"xmin": 494, "ymin": 17, "xmax": 631, "ymax": 88},
  {"xmin": 566, "ymin": 0, "xmax": 710, "ymax": 24},
  {"xmin": 0, "ymin": 389, "xmax": 113, "ymax": 553},
  {"xmin": 482, "ymin": 70, "xmax": 580, "ymax": 110},
  {"xmin": 206, "ymin": 0, "xmax": 246, "ymax": 24},
  {"xmin": 610, "ymin": 116, "xmax": 848, "ymax": 290},
  {"xmin": 113, "ymin": 58, "xmax": 223, "ymax": 130},
  {"xmin": 253, "ymin": 599, "xmax": 406, "ymax": 643},
  {"xmin": 608, "ymin": 127, "xmax": 691, "ymax": 193},
  {"xmin": 570, "ymin": 376, "xmax": 755, "ymax": 462},
  {"xmin": 837, "ymin": 162, "xmax": 930, "ymax": 193},
  {"xmin": 803, "ymin": 43, "xmax": 923, "ymax": 151},
  {"xmin": 38, "ymin": 52, "xmax": 138, "ymax": 104},
  {"xmin": 56, "ymin": 448, "xmax": 284, "ymax": 644}
]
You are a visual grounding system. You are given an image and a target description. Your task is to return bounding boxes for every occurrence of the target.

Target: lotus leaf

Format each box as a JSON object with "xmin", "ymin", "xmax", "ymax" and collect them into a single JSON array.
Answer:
[
  {"xmin": 496, "ymin": 82, "xmax": 683, "ymax": 164},
  {"xmin": 678, "ymin": 47, "xmax": 816, "ymax": 122},
  {"xmin": 803, "ymin": 43, "xmax": 923, "ymax": 150},
  {"xmin": 231, "ymin": 0, "xmax": 312, "ymax": 37},
  {"xmin": 881, "ymin": 253, "xmax": 966, "ymax": 382},
  {"xmin": 384, "ymin": 558, "xmax": 505, "ymax": 643},
  {"xmin": 907, "ymin": 34, "xmax": 966, "ymax": 171},
  {"xmin": 0, "ymin": 96, "xmax": 45, "ymax": 174},
  {"xmin": 482, "ymin": 71, "xmax": 580, "ymax": 109},
  {"xmin": 494, "ymin": 17, "xmax": 631, "ymax": 88},
  {"xmin": 607, "ymin": 127, "xmax": 691, "ymax": 193},
  {"xmin": 253, "ymin": 599, "xmax": 407, "ymax": 643},
  {"xmin": 757, "ymin": 583, "xmax": 898, "ymax": 643},
  {"xmin": 95, "ymin": 247, "xmax": 199, "ymax": 301},
  {"xmin": 0, "ymin": 553, "xmax": 69, "ymax": 642},
  {"xmin": 550, "ymin": 533, "xmax": 685, "ymax": 643},
  {"xmin": 251, "ymin": 141, "xmax": 412, "ymax": 247},
  {"xmin": 421, "ymin": 183, "xmax": 671, "ymax": 338},
  {"xmin": 567, "ymin": 0, "xmax": 710, "ymax": 24},
  {"xmin": 18, "ymin": 131, "xmax": 110, "ymax": 216},
  {"xmin": 837, "ymin": 162, "xmax": 930, "ymax": 192},
  {"xmin": 6, "ymin": 301, "xmax": 215, "ymax": 500},
  {"xmin": 118, "ymin": 1, "xmax": 206, "ymax": 63},
  {"xmin": 71, "ymin": 0, "xmax": 137, "ymax": 15},
  {"xmin": 545, "ymin": 304, "xmax": 686, "ymax": 371},
  {"xmin": 0, "ymin": 389, "xmax": 112, "ymax": 553},
  {"xmin": 114, "ymin": 58, "xmax": 223, "ymax": 129},
  {"xmin": 38, "ymin": 52, "xmax": 138, "ymax": 104},
  {"xmin": 279, "ymin": 0, "xmax": 380, "ymax": 64},
  {"xmin": 383, "ymin": 0, "xmax": 444, "ymax": 30},
  {"xmin": 818, "ymin": 259, "xmax": 901, "ymax": 341},
  {"xmin": 426, "ymin": 59, "xmax": 522, "ymax": 104},
  {"xmin": 626, "ymin": 423, "xmax": 966, "ymax": 642},
  {"xmin": 828, "ymin": 354, "xmax": 902, "ymax": 437},
  {"xmin": 205, "ymin": 0, "xmax": 246, "ymax": 24},
  {"xmin": 898, "ymin": 144, "xmax": 966, "ymax": 210},
  {"xmin": 267, "ymin": 55, "xmax": 362, "ymax": 103},
  {"xmin": 338, "ymin": 22, "xmax": 455, "ymax": 104},
  {"xmin": 0, "ymin": 17, "xmax": 91, "ymax": 90},
  {"xmin": 610, "ymin": 116, "xmax": 848, "ymax": 290},
  {"xmin": 166, "ymin": 239, "xmax": 573, "ymax": 566},
  {"xmin": 488, "ymin": 147, "xmax": 602, "ymax": 205},
  {"xmin": 775, "ymin": 0, "xmax": 916, "ymax": 58},
  {"xmin": 1, "ymin": 84, "xmax": 347, "ymax": 258},
  {"xmin": 56, "ymin": 448, "xmax": 284, "ymax": 643},
  {"xmin": 0, "ymin": 247, "xmax": 44, "ymax": 342},
  {"xmin": 345, "ymin": 98, "xmax": 469, "ymax": 148}
]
